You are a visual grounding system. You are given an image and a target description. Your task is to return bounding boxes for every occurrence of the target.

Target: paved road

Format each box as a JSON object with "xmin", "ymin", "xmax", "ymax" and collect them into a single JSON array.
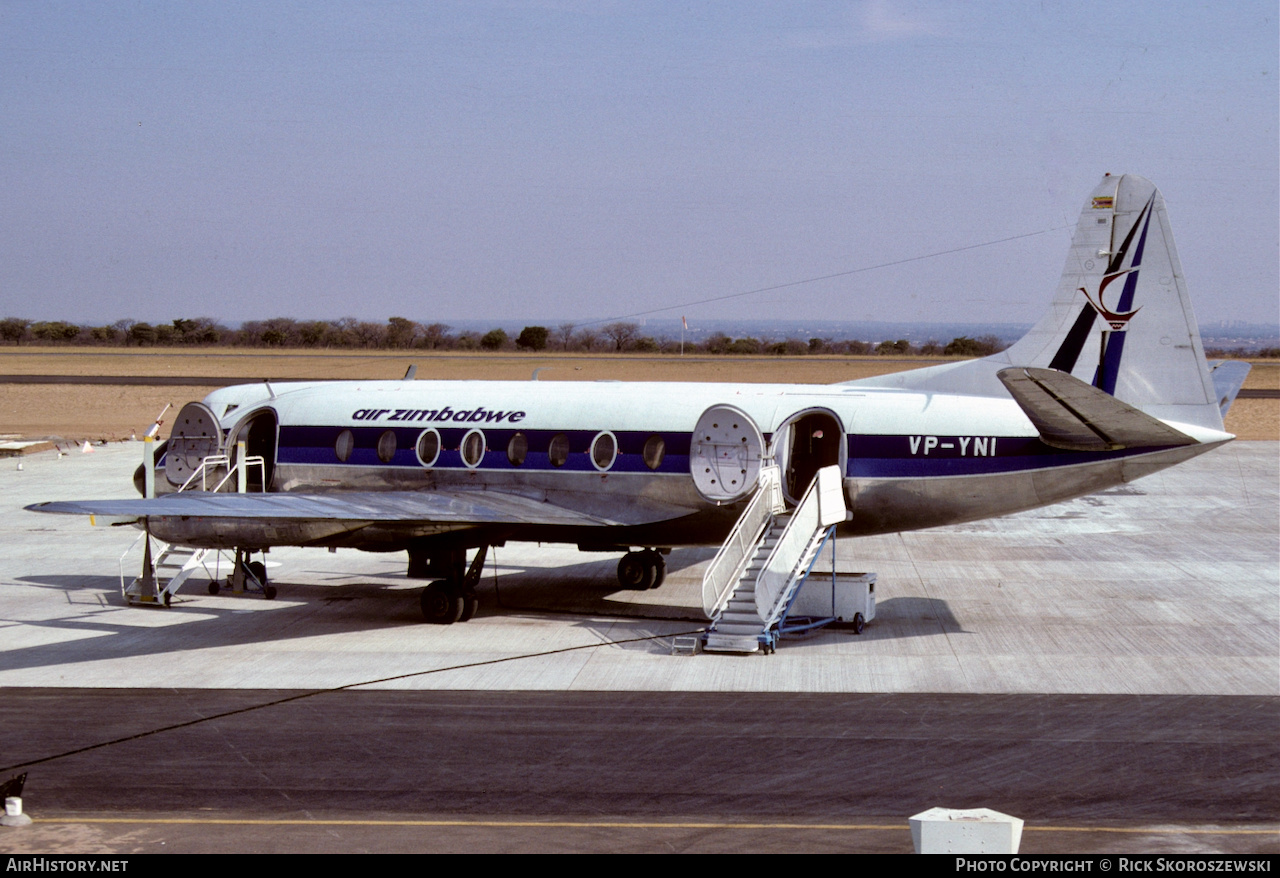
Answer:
[{"xmin": 2, "ymin": 690, "xmax": 1276, "ymax": 854}]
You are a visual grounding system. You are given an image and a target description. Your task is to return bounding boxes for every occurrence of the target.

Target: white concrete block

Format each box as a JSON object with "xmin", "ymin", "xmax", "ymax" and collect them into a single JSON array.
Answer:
[{"xmin": 909, "ymin": 806, "xmax": 1023, "ymax": 854}]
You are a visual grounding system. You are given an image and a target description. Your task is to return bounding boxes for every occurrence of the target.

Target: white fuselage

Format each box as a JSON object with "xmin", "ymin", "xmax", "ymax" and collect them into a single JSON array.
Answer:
[{"xmin": 141, "ymin": 377, "xmax": 1223, "ymax": 551}]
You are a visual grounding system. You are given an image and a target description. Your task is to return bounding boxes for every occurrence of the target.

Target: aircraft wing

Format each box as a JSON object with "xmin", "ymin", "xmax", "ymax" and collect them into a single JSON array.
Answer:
[
  {"xmin": 997, "ymin": 367, "xmax": 1198, "ymax": 451},
  {"xmin": 26, "ymin": 490, "xmax": 634, "ymax": 528}
]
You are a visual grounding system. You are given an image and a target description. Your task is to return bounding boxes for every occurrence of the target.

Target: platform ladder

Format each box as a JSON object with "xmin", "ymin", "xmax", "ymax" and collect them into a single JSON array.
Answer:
[
  {"xmin": 121, "ymin": 442, "xmax": 266, "ymax": 606},
  {"xmin": 702, "ymin": 464, "xmax": 848, "ymax": 653}
]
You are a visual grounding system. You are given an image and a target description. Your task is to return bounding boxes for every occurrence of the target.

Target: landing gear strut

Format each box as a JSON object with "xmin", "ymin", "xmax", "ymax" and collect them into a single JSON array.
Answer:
[
  {"xmin": 210, "ymin": 549, "xmax": 275, "ymax": 599},
  {"xmin": 617, "ymin": 548, "xmax": 666, "ymax": 590},
  {"xmin": 418, "ymin": 545, "xmax": 487, "ymax": 624}
]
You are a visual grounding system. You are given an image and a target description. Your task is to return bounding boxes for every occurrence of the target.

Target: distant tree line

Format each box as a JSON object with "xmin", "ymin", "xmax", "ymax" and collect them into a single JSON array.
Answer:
[
  {"xmin": 0, "ymin": 315, "xmax": 1019, "ymax": 357},
  {"xmin": 1204, "ymin": 346, "xmax": 1280, "ymax": 359}
]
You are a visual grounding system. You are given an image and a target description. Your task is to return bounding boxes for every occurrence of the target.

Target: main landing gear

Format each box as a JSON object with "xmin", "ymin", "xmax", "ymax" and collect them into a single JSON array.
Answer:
[
  {"xmin": 616, "ymin": 548, "xmax": 667, "ymax": 590},
  {"xmin": 417, "ymin": 545, "xmax": 487, "ymax": 625},
  {"xmin": 207, "ymin": 548, "xmax": 276, "ymax": 600}
]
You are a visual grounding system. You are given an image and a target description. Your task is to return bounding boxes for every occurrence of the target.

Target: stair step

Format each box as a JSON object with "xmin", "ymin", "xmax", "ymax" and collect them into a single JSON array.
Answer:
[
  {"xmin": 704, "ymin": 633, "xmax": 760, "ymax": 653},
  {"xmin": 715, "ymin": 624, "xmax": 763, "ymax": 637}
]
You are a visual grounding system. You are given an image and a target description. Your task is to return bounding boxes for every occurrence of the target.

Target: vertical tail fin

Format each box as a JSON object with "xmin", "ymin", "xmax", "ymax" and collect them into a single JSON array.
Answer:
[
  {"xmin": 844, "ymin": 174, "xmax": 1228, "ymax": 434},
  {"xmin": 1002, "ymin": 174, "xmax": 1222, "ymax": 430}
]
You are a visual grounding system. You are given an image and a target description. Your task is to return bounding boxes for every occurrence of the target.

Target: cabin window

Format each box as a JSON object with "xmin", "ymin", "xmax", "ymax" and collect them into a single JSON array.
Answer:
[
  {"xmin": 507, "ymin": 432, "xmax": 528, "ymax": 467},
  {"xmin": 376, "ymin": 430, "xmax": 397, "ymax": 463},
  {"xmin": 416, "ymin": 429, "xmax": 441, "ymax": 467},
  {"xmin": 548, "ymin": 433, "xmax": 570, "ymax": 468},
  {"xmin": 461, "ymin": 429, "xmax": 486, "ymax": 468},
  {"xmin": 335, "ymin": 429, "xmax": 354, "ymax": 462},
  {"xmin": 643, "ymin": 434, "xmax": 665, "ymax": 471},
  {"xmin": 591, "ymin": 432, "xmax": 616, "ymax": 471}
]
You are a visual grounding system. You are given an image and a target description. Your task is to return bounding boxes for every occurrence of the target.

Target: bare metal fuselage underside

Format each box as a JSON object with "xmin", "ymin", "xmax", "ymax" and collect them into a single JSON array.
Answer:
[{"xmin": 143, "ymin": 440, "xmax": 1217, "ymax": 552}]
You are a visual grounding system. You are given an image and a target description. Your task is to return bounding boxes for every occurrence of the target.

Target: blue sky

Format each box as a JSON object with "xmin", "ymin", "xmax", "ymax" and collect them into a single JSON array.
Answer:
[{"xmin": 2, "ymin": 1, "xmax": 1276, "ymax": 328}]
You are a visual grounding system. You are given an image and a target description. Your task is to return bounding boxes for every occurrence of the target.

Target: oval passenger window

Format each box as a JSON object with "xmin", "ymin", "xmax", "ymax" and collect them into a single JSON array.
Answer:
[
  {"xmin": 507, "ymin": 432, "xmax": 528, "ymax": 466},
  {"xmin": 548, "ymin": 433, "xmax": 570, "ymax": 468},
  {"xmin": 461, "ymin": 430, "xmax": 486, "ymax": 468},
  {"xmin": 642, "ymin": 434, "xmax": 665, "ymax": 471},
  {"xmin": 416, "ymin": 430, "xmax": 440, "ymax": 467},
  {"xmin": 335, "ymin": 429, "xmax": 354, "ymax": 462},
  {"xmin": 591, "ymin": 432, "xmax": 616, "ymax": 471},
  {"xmin": 377, "ymin": 430, "xmax": 397, "ymax": 463}
]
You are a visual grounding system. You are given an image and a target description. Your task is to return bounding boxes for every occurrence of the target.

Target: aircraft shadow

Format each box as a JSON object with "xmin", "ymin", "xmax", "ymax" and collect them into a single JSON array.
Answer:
[{"xmin": 4, "ymin": 559, "xmax": 961, "ymax": 670}]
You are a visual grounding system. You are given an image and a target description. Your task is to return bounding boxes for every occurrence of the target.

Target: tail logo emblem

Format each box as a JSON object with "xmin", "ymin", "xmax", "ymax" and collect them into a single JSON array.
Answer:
[{"xmin": 1080, "ymin": 267, "xmax": 1142, "ymax": 331}]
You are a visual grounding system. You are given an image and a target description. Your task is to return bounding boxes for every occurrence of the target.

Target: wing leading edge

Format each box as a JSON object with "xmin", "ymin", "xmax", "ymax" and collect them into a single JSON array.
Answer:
[{"xmin": 26, "ymin": 489, "xmax": 636, "ymax": 528}]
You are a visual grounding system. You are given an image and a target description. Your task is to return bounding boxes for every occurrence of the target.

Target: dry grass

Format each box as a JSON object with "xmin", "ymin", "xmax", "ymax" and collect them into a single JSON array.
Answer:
[{"xmin": 1, "ymin": 348, "xmax": 1275, "ymax": 442}]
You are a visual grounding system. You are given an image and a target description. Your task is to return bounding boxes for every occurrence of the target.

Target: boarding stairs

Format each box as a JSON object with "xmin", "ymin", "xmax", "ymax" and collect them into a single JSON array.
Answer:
[
  {"xmin": 121, "ymin": 539, "xmax": 219, "ymax": 606},
  {"xmin": 702, "ymin": 464, "xmax": 848, "ymax": 653},
  {"xmin": 122, "ymin": 443, "xmax": 265, "ymax": 606}
]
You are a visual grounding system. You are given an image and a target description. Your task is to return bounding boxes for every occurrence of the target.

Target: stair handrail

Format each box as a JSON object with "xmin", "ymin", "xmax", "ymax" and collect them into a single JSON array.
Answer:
[
  {"xmin": 701, "ymin": 465, "xmax": 785, "ymax": 617},
  {"xmin": 179, "ymin": 454, "xmax": 230, "ymax": 492},
  {"xmin": 753, "ymin": 465, "xmax": 847, "ymax": 625},
  {"xmin": 178, "ymin": 452, "xmax": 266, "ymax": 493},
  {"xmin": 210, "ymin": 455, "xmax": 265, "ymax": 493}
]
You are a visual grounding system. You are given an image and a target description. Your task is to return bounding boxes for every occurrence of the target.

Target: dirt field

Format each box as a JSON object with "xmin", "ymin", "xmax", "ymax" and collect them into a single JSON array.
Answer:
[{"xmin": 1, "ymin": 348, "xmax": 1274, "ymax": 442}]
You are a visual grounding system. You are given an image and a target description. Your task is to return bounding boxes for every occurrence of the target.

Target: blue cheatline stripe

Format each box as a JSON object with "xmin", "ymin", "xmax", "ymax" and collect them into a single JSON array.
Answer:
[
  {"xmin": 277, "ymin": 425, "xmax": 693, "ymax": 475},
  {"xmin": 847, "ymin": 434, "xmax": 1179, "ymax": 478},
  {"xmin": 275, "ymin": 424, "xmax": 1178, "ymax": 482}
]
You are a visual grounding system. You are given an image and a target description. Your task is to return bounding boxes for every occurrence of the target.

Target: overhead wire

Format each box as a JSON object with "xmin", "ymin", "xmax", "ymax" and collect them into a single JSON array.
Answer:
[{"xmin": 579, "ymin": 222, "xmax": 1076, "ymax": 328}]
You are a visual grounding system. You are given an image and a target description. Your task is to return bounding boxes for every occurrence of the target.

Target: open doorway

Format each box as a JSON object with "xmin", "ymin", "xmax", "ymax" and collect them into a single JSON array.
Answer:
[
  {"xmin": 777, "ymin": 410, "xmax": 843, "ymax": 503},
  {"xmin": 228, "ymin": 408, "xmax": 278, "ymax": 492}
]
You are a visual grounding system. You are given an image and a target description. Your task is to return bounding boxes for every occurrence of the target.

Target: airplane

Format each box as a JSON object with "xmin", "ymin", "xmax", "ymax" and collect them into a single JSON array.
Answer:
[{"xmin": 27, "ymin": 174, "xmax": 1250, "ymax": 626}]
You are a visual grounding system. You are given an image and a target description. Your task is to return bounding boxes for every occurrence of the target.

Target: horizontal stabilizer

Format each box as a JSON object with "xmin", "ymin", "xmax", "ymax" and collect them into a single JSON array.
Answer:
[
  {"xmin": 998, "ymin": 367, "xmax": 1197, "ymax": 451},
  {"xmin": 1208, "ymin": 360, "xmax": 1251, "ymax": 418}
]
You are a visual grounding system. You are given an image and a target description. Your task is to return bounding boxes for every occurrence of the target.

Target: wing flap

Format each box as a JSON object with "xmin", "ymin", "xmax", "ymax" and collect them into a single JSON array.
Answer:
[{"xmin": 997, "ymin": 367, "xmax": 1197, "ymax": 451}]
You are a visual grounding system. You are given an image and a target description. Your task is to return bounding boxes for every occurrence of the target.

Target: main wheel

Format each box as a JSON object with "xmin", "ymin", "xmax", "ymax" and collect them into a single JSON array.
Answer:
[
  {"xmin": 644, "ymin": 550, "xmax": 666, "ymax": 589},
  {"xmin": 207, "ymin": 581, "xmax": 220, "ymax": 596},
  {"xmin": 617, "ymin": 552, "xmax": 655, "ymax": 590},
  {"xmin": 421, "ymin": 581, "xmax": 464, "ymax": 624},
  {"xmin": 246, "ymin": 560, "xmax": 267, "ymax": 586},
  {"xmin": 459, "ymin": 590, "xmax": 479, "ymax": 623}
]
